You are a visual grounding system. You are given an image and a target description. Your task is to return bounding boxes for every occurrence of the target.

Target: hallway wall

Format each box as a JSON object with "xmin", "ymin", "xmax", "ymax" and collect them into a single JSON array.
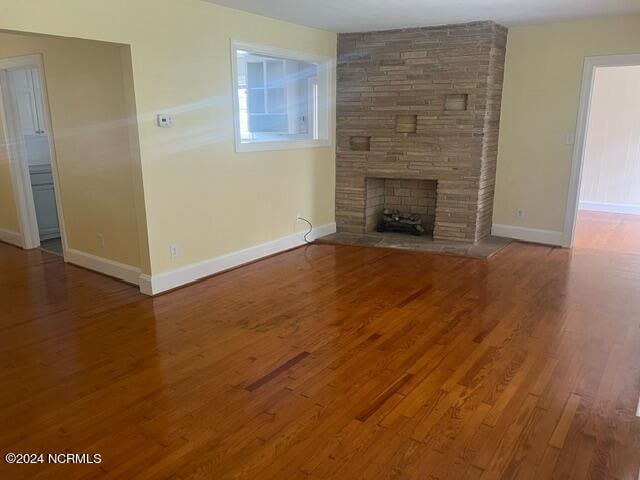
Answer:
[
  {"xmin": 0, "ymin": 0, "xmax": 337, "ymax": 284},
  {"xmin": 0, "ymin": 116, "xmax": 20, "ymax": 238}
]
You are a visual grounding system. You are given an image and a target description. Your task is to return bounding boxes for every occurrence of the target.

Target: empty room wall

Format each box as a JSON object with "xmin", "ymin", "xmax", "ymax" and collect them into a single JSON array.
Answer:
[
  {"xmin": 579, "ymin": 65, "xmax": 640, "ymax": 213},
  {"xmin": 0, "ymin": 116, "xmax": 20, "ymax": 238},
  {"xmin": 0, "ymin": 0, "xmax": 336, "ymax": 288},
  {"xmin": 494, "ymin": 14, "xmax": 640, "ymax": 242},
  {"xmin": 0, "ymin": 31, "xmax": 146, "ymax": 269}
]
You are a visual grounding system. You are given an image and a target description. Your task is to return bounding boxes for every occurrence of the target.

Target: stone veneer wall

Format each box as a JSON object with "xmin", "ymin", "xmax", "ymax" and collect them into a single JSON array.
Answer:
[{"xmin": 335, "ymin": 21, "xmax": 507, "ymax": 242}]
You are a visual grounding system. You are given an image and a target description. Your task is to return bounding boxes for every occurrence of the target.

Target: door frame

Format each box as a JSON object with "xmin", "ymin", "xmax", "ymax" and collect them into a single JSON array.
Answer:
[
  {"xmin": 0, "ymin": 54, "xmax": 68, "ymax": 258},
  {"xmin": 562, "ymin": 53, "xmax": 640, "ymax": 247}
]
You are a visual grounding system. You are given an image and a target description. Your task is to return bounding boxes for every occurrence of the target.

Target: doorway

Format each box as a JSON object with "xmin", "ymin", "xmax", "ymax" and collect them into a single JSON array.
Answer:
[
  {"xmin": 563, "ymin": 54, "xmax": 640, "ymax": 250},
  {"xmin": 0, "ymin": 54, "xmax": 66, "ymax": 257}
]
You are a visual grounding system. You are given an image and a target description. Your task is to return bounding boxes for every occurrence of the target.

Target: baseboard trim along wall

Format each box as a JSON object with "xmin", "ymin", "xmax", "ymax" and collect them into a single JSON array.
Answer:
[
  {"xmin": 579, "ymin": 201, "xmax": 640, "ymax": 215},
  {"xmin": 491, "ymin": 224, "xmax": 564, "ymax": 247},
  {"xmin": 0, "ymin": 228, "xmax": 23, "ymax": 247},
  {"xmin": 66, "ymin": 248, "xmax": 141, "ymax": 286},
  {"xmin": 139, "ymin": 222, "xmax": 337, "ymax": 296}
]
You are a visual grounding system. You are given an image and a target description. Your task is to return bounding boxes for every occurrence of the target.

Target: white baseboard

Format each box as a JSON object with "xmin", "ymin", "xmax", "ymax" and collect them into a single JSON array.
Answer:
[
  {"xmin": 579, "ymin": 201, "xmax": 640, "ymax": 215},
  {"xmin": 491, "ymin": 224, "xmax": 564, "ymax": 247},
  {"xmin": 0, "ymin": 228, "xmax": 23, "ymax": 247},
  {"xmin": 66, "ymin": 248, "xmax": 141, "ymax": 286},
  {"xmin": 139, "ymin": 222, "xmax": 337, "ymax": 296}
]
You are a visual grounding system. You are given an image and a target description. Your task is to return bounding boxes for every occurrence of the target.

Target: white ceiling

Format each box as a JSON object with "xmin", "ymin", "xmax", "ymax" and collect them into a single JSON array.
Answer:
[{"xmin": 204, "ymin": 0, "xmax": 640, "ymax": 32}]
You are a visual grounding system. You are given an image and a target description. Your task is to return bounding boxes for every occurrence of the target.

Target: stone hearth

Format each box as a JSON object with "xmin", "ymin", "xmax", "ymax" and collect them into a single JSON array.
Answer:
[
  {"xmin": 334, "ymin": 21, "xmax": 508, "ymax": 244},
  {"xmin": 317, "ymin": 231, "xmax": 510, "ymax": 259}
]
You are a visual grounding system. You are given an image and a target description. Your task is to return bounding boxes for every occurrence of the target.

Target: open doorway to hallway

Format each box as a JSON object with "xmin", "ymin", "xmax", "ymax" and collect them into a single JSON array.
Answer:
[
  {"xmin": 0, "ymin": 30, "xmax": 147, "ymax": 288},
  {"xmin": 575, "ymin": 64, "xmax": 640, "ymax": 252},
  {"xmin": 0, "ymin": 58, "xmax": 63, "ymax": 256}
]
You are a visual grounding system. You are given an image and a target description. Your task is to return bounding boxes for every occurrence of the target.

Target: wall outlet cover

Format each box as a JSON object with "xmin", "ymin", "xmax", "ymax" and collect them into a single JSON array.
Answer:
[{"xmin": 157, "ymin": 114, "xmax": 174, "ymax": 128}]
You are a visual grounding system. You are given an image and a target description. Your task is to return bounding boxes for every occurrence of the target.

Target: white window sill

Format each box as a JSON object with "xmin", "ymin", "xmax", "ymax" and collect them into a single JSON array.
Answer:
[{"xmin": 235, "ymin": 138, "xmax": 331, "ymax": 153}]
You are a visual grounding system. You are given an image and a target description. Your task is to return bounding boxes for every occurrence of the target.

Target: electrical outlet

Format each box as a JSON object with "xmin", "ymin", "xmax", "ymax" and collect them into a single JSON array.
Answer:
[
  {"xmin": 170, "ymin": 244, "xmax": 179, "ymax": 258},
  {"xmin": 97, "ymin": 234, "xmax": 105, "ymax": 249},
  {"xmin": 157, "ymin": 113, "xmax": 174, "ymax": 128},
  {"xmin": 515, "ymin": 208, "xmax": 525, "ymax": 219}
]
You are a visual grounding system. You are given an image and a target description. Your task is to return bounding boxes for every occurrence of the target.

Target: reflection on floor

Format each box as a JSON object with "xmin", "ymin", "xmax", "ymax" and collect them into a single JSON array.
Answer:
[
  {"xmin": 39, "ymin": 237, "xmax": 63, "ymax": 256},
  {"xmin": 2, "ymin": 211, "xmax": 640, "ymax": 478},
  {"xmin": 575, "ymin": 210, "xmax": 640, "ymax": 254}
]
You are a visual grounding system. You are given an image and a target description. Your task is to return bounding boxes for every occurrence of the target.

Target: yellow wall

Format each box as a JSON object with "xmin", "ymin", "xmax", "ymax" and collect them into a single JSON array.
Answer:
[
  {"xmin": 0, "ymin": 0, "xmax": 337, "ymax": 275},
  {"xmin": 0, "ymin": 113, "xmax": 20, "ymax": 233},
  {"xmin": 494, "ymin": 14, "xmax": 640, "ymax": 233},
  {"xmin": 0, "ymin": 32, "xmax": 144, "ymax": 268}
]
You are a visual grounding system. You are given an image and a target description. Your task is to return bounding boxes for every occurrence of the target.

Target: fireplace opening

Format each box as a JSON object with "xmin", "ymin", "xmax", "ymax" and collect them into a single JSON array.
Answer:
[{"xmin": 365, "ymin": 178, "xmax": 437, "ymax": 237}]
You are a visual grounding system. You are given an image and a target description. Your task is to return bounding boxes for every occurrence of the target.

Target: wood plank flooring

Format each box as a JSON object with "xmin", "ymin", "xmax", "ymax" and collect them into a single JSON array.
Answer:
[{"xmin": 1, "ymin": 211, "xmax": 639, "ymax": 479}]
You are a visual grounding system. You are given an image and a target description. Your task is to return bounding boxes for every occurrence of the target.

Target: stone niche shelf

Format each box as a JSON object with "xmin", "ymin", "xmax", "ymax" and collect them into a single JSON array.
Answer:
[
  {"xmin": 395, "ymin": 114, "xmax": 417, "ymax": 134},
  {"xmin": 350, "ymin": 136, "xmax": 371, "ymax": 151},
  {"xmin": 444, "ymin": 94, "xmax": 469, "ymax": 111}
]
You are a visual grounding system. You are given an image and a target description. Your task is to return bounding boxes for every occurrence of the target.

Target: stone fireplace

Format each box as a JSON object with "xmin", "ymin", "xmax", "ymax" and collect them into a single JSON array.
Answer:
[{"xmin": 335, "ymin": 21, "xmax": 507, "ymax": 243}]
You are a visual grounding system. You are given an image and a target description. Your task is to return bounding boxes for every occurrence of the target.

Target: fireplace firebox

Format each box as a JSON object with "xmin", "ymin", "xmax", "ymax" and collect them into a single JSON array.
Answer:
[{"xmin": 365, "ymin": 178, "xmax": 436, "ymax": 237}]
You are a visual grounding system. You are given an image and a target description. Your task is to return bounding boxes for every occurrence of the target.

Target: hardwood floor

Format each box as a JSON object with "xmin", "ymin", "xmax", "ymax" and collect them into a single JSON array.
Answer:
[{"xmin": 1, "ymin": 211, "xmax": 639, "ymax": 479}]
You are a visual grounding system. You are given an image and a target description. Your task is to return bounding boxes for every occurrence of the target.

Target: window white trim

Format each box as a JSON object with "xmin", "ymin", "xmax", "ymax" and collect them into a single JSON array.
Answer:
[{"xmin": 230, "ymin": 40, "xmax": 332, "ymax": 153}]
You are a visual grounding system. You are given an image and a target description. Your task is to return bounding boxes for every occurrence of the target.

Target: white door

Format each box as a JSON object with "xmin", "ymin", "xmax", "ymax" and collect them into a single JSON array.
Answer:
[
  {"xmin": 30, "ymin": 68, "xmax": 46, "ymax": 135},
  {"xmin": 8, "ymin": 68, "xmax": 41, "ymax": 135}
]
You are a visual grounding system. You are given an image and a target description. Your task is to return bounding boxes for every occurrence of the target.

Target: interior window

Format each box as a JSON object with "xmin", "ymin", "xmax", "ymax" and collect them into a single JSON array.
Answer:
[{"xmin": 232, "ymin": 44, "xmax": 329, "ymax": 151}]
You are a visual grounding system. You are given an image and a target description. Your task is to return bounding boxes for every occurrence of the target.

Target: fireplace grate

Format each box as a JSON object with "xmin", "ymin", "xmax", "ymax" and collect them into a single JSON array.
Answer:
[{"xmin": 377, "ymin": 209, "xmax": 426, "ymax": 236}]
